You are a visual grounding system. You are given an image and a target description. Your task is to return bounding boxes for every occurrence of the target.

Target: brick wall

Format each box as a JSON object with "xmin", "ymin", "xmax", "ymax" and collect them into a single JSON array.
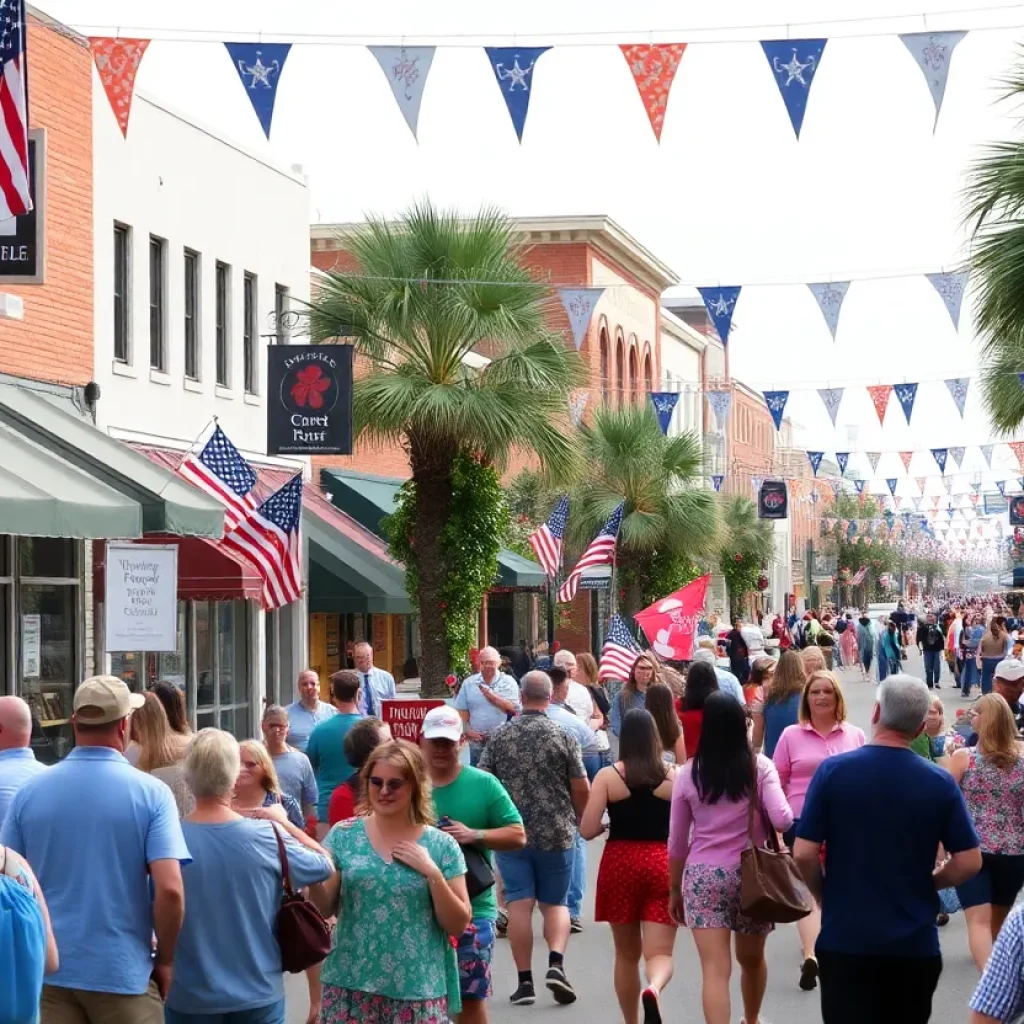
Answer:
[
  {"xmin": 725, "ymin": 389, "xmax": 775, "ymax": 499},
  {"xmin": 0, "ymin": 16, "xmax": 93, "ymax": 385}
]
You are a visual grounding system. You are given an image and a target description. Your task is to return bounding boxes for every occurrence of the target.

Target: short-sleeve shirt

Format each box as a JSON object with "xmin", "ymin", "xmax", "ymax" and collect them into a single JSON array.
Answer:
[
  {"xmin": 306, "ymin": 713, "xmax": 362, "ymax": 822},
  {"xmin": 797, "ymin": 744, "xmax": 978, "ymax": 957},
  {"xmin": 270, "ymin": 750, "xmax": 317, "ymax": 813},
  {"xmin": 0, "ymin": 748, "xmax": 47, "ymax": 829},
  {"xmin": 478, "ymin": 711, "xmax": 585, "ymax": 852},
  {"xmin": 454, "ymin": 673, "xmax": 522, "ymax": 736},
  {"xmin": 0, "ymin": 746, "xmax": 191, "ymax": 995},
  {"xmin": 432, "ymin": 766, "xmax": 523, "ymax": 920},
  {"xmin": 321, "ymin": 819, "xmax": 465, "ymax": 1000},
  {"xmin": 285, "ymin": 700, "xmax": 338, "ymax": 753},
  {"xmin": 169, "ymin": 820, "xmax": 333, "ymax": 1014},
  {"xmin": 970, "ymin": 902, "xmax": 1024, "ymax": 1019}
]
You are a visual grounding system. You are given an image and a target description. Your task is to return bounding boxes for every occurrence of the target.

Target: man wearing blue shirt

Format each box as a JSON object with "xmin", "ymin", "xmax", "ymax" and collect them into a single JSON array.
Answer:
[
  {"xmin": 794, "ymin": 674, "xmax": 981, "ymax": 1024},
  {"xmin": 285, "ymin": 669, "xmax": 338, "ymax": 752},
  {"xmin": 455, "ymin": 646, "xmax": 522, "ymax": 766},
  {"xmin": 690, "ymin": 647, "xmax": 746, "ymax": 704},
  {"xmin": 352, "ymin": 642, "xmax": 397, "ymax": 718},
  {"xmin": 1, "ymin": 675, "xmax": 190, "ymax": 1024},
  {"xmin": 0, "ymin": 696, "xmax": 47, "ymax": 828}
]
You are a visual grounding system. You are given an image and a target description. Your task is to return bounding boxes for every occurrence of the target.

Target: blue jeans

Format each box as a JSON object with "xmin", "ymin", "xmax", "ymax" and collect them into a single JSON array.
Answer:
[
  {"xmin": 961, "ymin": 655, "xmax": 979, "ymax": 695},
  {"xmin": 568, "ymin": 829, "xmax": 586, "ymax": 919},
  {"xmin": 982, "ymin": 657, "xmax": 1001, "ymax": 695},
  {"xmin": 583, "ymin": 752, "xmax": 603, "ymax": 781},
  {"xmin": 922, "ymin": 650, "xmax": 942, "ymax": 688},
  {"xmin": 165, "ymin": 1000, "xmax": 285, "ymax": 1024}
]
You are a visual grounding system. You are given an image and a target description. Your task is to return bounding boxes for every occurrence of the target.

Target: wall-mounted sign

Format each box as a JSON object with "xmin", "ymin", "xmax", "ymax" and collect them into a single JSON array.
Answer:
[
  {"xmin": 267, "ymin": 344, "xmax": 353, "ymax": 455},
  {"xmin": 1012, "ymin": 496, "xmax": 1024, "ymax": 527},
  {"xmin": 105, "ymin": 543, "xmax": 179, "ymax": 652},
  {"xmin": 0, "ymin": 129, "xmax": 45, "ymax": 285},
  {"xmin": 758, "ymin": 480, "xmax": 788, "ymax": 520},
  {"xmin": 984, "ymin": 493, "xmax": 1009, "ymax": 516}
]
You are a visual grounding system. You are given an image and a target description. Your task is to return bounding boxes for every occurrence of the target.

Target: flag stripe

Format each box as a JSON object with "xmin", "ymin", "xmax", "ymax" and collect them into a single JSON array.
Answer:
[
  {"xmin": 0, "ymin": 3, "xmax": 31, "ymax": 220},
  {"xmin": 557, "ymin": 537, "xmax": 618, "ymax": 603},
  {"xmin": 179, "ymin": 456, "xmax": 257, "ymax": 532}
]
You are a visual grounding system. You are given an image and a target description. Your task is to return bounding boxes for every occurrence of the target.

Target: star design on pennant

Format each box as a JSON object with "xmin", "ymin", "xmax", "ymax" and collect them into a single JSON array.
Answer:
[
  {"xmin": 921, "ymin": 37, "xmax": 950, "ymax": 71},
  {"xmin": 773, "ymin": 48, "xmax": 816, "ymax": 87},
  {"xmin": 238, "ymin": 52, "xmax": 280, "ymax": 89},
  {"xmin": 709, "ymin": 294, "xmax": 735, "ymax": 316},
  {"xmin": 496, "ymin": 57, "xmax": 535, "ymax": 91}
]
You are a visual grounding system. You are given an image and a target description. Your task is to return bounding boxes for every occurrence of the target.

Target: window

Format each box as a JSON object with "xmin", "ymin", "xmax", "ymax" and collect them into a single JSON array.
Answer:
[
  {"xmin": 275, "ymin": 284, "xmax": 290, "ymax": 344},
  {"xmin": 113, "ymin": 224, "xmax": 130, "ymax": 362},
  {"xmin": 243, "ymin": 272, "xmax": 257, "ymax": 394},
  {"xmin": 216, "ymin": 262, "xmax": 230, "ymax": 387},
  {"xmin": 149, "ymin": 236, "xmax": 166, "ymax": 371},
  {"xmin": 599, "ymin": 328, "xmax": 609, "ymax": 401},
  {"xmin": 184, "ymin": 249, "xmax": 200, "ymax": 380},
  {"xmin": 195, "ymin": 600, "xmax": 250, "ymax": 738}
]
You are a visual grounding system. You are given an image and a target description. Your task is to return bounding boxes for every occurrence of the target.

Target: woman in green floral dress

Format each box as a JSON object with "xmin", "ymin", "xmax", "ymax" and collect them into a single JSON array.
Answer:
[{"xmin": 312, "ymin": 739, "xmax": 471, "ymax": 1024}]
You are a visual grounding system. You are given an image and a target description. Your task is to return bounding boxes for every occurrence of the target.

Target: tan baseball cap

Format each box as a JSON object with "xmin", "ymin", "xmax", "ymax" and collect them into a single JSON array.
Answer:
[{"xmin": 73, "ymin": 675, "xmax": 146, "ymax": 725}]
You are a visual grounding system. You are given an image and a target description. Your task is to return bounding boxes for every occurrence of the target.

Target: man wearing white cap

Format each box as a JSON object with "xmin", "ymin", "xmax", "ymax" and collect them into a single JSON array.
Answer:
[
  {"xmin": 420, "ymin": 705, "xmax": 525, "ymax": 1024},
  {"xmin": 0, "ymin": 676, "xmax": 190, "ymax": 1024}
]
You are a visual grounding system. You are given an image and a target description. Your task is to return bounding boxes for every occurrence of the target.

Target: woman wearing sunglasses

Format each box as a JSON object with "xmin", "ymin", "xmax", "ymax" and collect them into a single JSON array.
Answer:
[{"xmin": 312, "ymin": 739, "xmax": 472, "ymax": 1023}]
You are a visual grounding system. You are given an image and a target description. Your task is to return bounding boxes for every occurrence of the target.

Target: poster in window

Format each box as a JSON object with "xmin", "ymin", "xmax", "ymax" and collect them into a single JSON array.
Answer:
[
  {"xmin": 1012, "ymin": 496, "xmax": 1024, "ymax": 527},
  {"xmin": 105, "ymin": 543, "xmax": 179, "ymax": 652},
  {"xmin": 22, "ymin": 614, "xmax": 40, "ymax": 678},
  {"xmin": 266, "ymin": 344, "xmax": 353, "ymax": 455}
]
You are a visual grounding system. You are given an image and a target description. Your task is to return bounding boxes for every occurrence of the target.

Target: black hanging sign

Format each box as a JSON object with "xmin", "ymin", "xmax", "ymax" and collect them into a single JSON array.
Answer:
[
  {"xmin": 1010, "ymin": 495, "xmax": 1024, "ymax": 527},
  {"xmin": 0, "ymin": 130, "xmax": 46, "ymax": 285},
  {"xmin": 266, "ymin": 344, "xmax": 353, "ymax": 456},
  {"xmin": 758, "ymin": 480, "xmax": 788, "ymax": 520}
]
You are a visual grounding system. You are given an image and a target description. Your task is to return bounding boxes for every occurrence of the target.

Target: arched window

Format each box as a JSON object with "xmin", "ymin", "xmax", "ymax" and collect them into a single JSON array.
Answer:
[
  {"xmin": 643, "ymin": 351, "xmax": 653, "ymax": 395},
  {"xmin": 615, "ymin": 332, "xmax": 625, "ymax": 408},
  {"xmin": 599, "ymin": 327, "xmax": 610, "ymax": 402},
  {"xmin": 628, "ymin": 343, "xmax": 640, "ymax": 403}
]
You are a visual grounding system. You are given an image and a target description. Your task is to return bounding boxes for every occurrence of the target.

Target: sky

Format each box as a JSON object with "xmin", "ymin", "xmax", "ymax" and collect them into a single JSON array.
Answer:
[{"xmin": 36, "ymin": 0, "xmax": 1024, "ymax": 530}]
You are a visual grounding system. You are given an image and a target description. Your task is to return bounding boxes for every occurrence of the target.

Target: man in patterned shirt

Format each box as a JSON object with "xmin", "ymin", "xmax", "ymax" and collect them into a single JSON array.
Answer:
[
  {"xmin": 970, "ymin": 902, "xmax": 1024, "ymax": 1021},
  {"xmin": 478, "ymin": 671, "xmax": 589, "ymax": 1009}
]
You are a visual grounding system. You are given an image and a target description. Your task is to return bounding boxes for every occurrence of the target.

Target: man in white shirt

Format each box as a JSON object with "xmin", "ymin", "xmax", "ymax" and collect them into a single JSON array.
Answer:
[
  {"xmin": 691, "ymin": 647, "xmax": 746, "ymax": 704},
  {"xmin": 352, "ymin": 642, "xmax": 397, "ymax": 719},
  {"xmin": 552, "ymin": 650, "xmax": 603, "ymax": 732},
  {"xmin": 455, "ymin": 646, "xmax": 521, "ymax": 766}
]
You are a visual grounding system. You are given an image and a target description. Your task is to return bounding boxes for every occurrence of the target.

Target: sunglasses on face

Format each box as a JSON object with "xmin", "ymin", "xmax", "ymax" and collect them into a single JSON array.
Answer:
[{"xmin": 369, "ymin": 776, "xmax": 407, "ymax": 794}]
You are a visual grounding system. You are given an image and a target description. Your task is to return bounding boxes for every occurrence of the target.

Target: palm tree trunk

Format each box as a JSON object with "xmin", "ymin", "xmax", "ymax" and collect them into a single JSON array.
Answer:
[{"xmin": 409, "ymin": 436, "xmax": 456, "ymax": 696}]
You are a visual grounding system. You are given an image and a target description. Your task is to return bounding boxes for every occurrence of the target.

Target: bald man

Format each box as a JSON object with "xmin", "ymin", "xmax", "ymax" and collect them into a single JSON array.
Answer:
[
  {"xmin": 0, "ymin": 695, "xmax": 47, "ymax": 827},
  {"xmin": 455, "ymin": 646, "xmax": 522, "ymax": 766},
  {"xmin": 285, "ymin": 670, "xmax": 337, "ymax": 753}
]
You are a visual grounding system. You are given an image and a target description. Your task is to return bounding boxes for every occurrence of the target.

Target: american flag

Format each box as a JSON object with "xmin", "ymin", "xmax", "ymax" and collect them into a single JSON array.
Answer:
[
  {"xmin": 528, "ymin": 495, "xmax": 568, "ymax": 578},
  {"xmin": 178, "ymin": 426, "xmax": 259, "ymax": 533},
  {"xmin": 851, "ymin": 565, "xmax": 868, "ymax": 586},
  {"xmin": 557, "ymin": 502, "xmax": 624, "ymax": 603},
  {"xmin": 223, "ymin": 473, "xmax": 303, "ymax": 610},
  {"xmin": 599, "ymin": 614, "xmax": 643, "ymax": 683},
  {"xmin": 0, "ymin": 0, "xmax": 30, "ymax": 219}
]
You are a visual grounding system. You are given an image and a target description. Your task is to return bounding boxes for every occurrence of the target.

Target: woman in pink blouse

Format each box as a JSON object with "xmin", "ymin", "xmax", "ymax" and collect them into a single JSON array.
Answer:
[
  {"xmin": 772, "ymin": 669, "xmax": 865, "ymax": 994},
  {"xmin": 669, "ymin": 692, "xmax": 794, "ymax": 1024}
]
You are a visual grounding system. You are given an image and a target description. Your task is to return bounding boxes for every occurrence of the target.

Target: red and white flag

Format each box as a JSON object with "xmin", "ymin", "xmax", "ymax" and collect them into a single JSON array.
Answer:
[
  {"xmin": 598, "ymin": 614, "xmax": 643, "ymax": 683},
  {"xmin": 634, "ymin": 575, "xmax": 710, "ymax": 661},
  {"xmin": 557, "ymin": 502, "xmax": 623, "ymax": 603},
  {"xmin": 0, "ymin": 0, "xmax": 31, "ymax": 219},
  {"xmin": 177, "ymin": 425, "xmax": 259, "ymax": 533}
]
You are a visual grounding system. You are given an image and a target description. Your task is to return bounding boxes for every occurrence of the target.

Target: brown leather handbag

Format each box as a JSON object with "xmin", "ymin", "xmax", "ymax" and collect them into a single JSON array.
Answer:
[
  {"xmin": 272, "ymin": 825, "xmax": 333, "ymax": 972},
  {"xmin": 739, "ymin": 757, "xmax": 815, "ymax": 924}
]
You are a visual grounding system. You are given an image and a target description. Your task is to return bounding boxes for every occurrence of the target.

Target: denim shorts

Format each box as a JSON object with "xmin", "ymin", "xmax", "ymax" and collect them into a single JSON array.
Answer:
[
  {"xmin": 456, "ymin": 918, "xmax": 495, "ymax": 1000},
  {"xmin": 496, "ymin": 847, "xmax": 574, "ymax": 906}
]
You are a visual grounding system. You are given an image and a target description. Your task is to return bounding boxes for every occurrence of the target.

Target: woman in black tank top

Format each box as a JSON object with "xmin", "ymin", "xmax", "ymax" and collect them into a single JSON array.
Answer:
[{"xmin": 581, "ymin": 709, "xmax": 678, "ymax": 1024}]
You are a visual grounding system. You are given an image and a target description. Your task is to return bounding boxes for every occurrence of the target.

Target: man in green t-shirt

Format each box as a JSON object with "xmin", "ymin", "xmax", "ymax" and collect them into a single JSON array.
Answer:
[
  {"xmin": 421, "ymin": 705, "xmax": 525, "ymax": 1024},
  {"xmin": 306, "ymin": 670, "xmax": 364, "ymax": 835}
]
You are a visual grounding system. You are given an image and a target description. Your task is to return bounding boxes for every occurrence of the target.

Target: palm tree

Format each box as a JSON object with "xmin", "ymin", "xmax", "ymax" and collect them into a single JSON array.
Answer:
[
  {"xmin": 964, "ymin": 59, "xmax": 1024, "ymax": 432},
  {"xmin": 718, "ymin": 496, "xmax": 776, "ymax": 618},
  {"xmin": 570, "ymin": 403, "xmax": 721, "ymax": 614},
  {"xmin": 306, "ymin": 202, "xmax": 580, "ymax": 692}
]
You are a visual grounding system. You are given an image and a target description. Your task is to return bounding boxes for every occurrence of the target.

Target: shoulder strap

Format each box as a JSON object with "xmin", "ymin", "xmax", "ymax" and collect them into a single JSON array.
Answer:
[{"xmin": 271, "ymin": 823, "xmax": 296, "ymax": 897}]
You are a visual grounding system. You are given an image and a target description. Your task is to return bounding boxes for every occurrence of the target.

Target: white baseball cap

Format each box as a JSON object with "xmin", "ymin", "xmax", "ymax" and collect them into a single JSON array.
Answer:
[
  {"xmin": 421, "ymin": 705, "xmax": 463, "ymax": 742},
  {"xmin": 996, "ymin": 658, "xmax": 1024, "ymax": 682}
]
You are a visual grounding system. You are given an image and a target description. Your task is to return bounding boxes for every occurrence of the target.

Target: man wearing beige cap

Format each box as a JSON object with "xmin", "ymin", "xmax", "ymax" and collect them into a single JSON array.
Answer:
[{"xmin": 0, "ymin": 675, "xmax": 190, "ymax": 1024}]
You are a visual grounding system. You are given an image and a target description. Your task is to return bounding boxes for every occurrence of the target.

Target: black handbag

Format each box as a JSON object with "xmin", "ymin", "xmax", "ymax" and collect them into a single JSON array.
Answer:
[{"xmin": 460, "ymin": 844, "xmax": 496, "ymax": 900}]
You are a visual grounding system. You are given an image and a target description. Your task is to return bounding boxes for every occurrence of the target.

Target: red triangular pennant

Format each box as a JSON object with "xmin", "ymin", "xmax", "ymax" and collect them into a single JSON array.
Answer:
[
  {"xmin": 620, "ymin": 44, "xmax": 687, "ymax": 142},
  {"xmin": 867, "ymin": 384, "xmax": 893, "ymax": 426},
  {"xmin": 90, "ymin": 38, "xmax": 150, "ymax": 137}
]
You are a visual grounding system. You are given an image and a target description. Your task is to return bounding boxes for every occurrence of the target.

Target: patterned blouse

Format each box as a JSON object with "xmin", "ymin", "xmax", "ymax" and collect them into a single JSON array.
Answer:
[{"xmin": 960, "ymin": 749, "xmax": 1024, "ymax": 854}]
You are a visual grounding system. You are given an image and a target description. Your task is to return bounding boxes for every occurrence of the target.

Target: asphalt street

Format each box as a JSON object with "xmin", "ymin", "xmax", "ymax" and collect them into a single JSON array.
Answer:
[{"xmin": 285, "ymin": 647, "xmax": 984, "ymax": 1023}]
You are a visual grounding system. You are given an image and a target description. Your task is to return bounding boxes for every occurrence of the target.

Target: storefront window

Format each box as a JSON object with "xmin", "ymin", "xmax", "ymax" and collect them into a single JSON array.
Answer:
[{"xmin": 110, "ymin": 603, "xmax": 186, "ymax": 693}]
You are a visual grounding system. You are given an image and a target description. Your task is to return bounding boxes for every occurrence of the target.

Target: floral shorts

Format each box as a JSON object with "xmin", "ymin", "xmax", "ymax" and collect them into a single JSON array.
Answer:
[
  {"xmin": 456, "ymin": 918, "xmax": 495, "ymax": 1000},
  {"xmin": 683, "ymin": 862, "xmax": 773, "ymax": 937},
  {"xmin": 320, "ymin": 983, "xmax": 448, "ymax": 1024}
]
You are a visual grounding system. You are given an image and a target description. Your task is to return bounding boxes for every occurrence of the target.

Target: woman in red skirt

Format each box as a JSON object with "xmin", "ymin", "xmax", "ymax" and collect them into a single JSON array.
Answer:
[{"xmin": 581, "ymin": 708, "xmax": 677, "ymax": 1024}]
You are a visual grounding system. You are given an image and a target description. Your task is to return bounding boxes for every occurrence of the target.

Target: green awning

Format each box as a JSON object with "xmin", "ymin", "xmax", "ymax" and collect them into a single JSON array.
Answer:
[
  {"xmin": 0, "ymin": 420, "xmax": 142, "ymax": 538},
  {"xmin": 305, "ymin": 510, "xmax": 413, "ymax": 614},
  {"xmin": 0, "ymin": 383, "xmax": 225, "ymax": 538},
  {"xmin": 321, "ymin": 467, "xmax": 545, "ymax": 589}
]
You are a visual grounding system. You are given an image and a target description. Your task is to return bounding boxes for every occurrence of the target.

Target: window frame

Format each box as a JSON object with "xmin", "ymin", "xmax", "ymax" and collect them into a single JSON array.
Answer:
[
  {"xmin": 149, "ymin": 235, "xmax": 167, "ymax": 372},
  {"xmin": 183, "ymin": 248, "xmax": 200, "ymax": 381},
  {"xmin": 215, "ymin": 261, "xmax": 230, "ymax": 387},
  {"xmin": 243, "ymin": 271, "xmax": 257, "ymax": 394},
  {"xmin": 274, "ymin": 284, "xmax": 290, "ymax": 345},
  {"xmin": 113, "ymin": 223, "xmax": 131, "ymax": 364}
]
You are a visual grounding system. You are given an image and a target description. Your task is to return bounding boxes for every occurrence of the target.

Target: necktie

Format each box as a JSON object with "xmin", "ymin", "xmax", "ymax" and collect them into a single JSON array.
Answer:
[{"xmin": 364, "ymin": 673, "xmax": 375, "ymax": 717}]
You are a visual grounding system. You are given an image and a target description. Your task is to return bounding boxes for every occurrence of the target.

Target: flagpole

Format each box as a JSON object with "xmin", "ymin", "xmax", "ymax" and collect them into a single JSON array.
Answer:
[{"xmin": 546, "ymin": 578, "xmax": 555, "ymax": 653}]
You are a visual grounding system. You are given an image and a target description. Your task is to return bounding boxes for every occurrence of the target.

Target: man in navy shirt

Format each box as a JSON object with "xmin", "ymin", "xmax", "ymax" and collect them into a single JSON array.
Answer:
[{"xmin": 794, "ymin": 673, "xmax": 981, "ymax": 1024}]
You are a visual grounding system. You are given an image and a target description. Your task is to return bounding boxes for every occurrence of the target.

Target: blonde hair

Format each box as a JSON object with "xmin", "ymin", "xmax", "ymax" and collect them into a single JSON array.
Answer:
[
  {"xmin": 766, "ymin": 650, "xmax": 806, "ymax": 705},
  {"xmin": 132, "ymin": 692, "xmax": 189, "ymax": 772},
  {"xmin": 357, "ymin": 739, "xmax": 435, "ymax": 825},
  {"xmin": 798, "ymin": 670, "xmax": 848, "ymax": 726},
  {"xmin": 660, "ymin": 666, "xmax": 686, "ymax": 698},
  {"xmin": 575, "ymin": 652, "xmax": 599, "ymax": 686},
  {"xmin": 239, "ymin": 739, "xmax": 282, "ymax": 796},
  {"xmin": 801, "ymin": 646, "xmax": 827, "ymax": 675},
  {"xmin": 974, "ymin": 693, "xmax": 1021, "ymax": 771},
  {"xmin": 185, "ymin": 729, "xmax": 240, "ymax": 798}
]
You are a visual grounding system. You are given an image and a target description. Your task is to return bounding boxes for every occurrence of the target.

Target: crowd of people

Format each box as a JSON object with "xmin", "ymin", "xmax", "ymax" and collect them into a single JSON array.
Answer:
[{"xmin": 6, "ymin": 624, "xmax": 1024, "ymax": 1023}]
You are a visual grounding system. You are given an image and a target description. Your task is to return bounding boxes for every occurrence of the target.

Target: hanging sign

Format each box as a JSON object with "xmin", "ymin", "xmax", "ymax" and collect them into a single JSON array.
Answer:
[
  {"xmin": 0, "ymin": 131, "xmax": 45, "ymax": 285},
  {"xmin": 1011, "ymin": 496, "xmax": 1024, "ymax": 527},
  {"xmin": 267, "ymin": 344, "xmax": 353, "ymax": 455},
  {"xmin": 104, "ymin": 543, "xmax": 179, "ymax": 652},
  {"xmin": 380, "ymin": 699, "xmax": 446, "ymax": 742},
  {"xmin": 758, "ymin": 480, "xmax": 788, "ymax": 519}
]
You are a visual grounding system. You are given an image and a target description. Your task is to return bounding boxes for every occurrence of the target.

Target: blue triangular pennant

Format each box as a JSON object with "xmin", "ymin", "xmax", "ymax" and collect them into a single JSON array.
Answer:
[
  {"xmin": 225, "ymin": 43, "xmax": 292, "ymax": 139},
  {"xmin": 649, "ymin": 392, "xmax": 680, "ymax": 434},
  {"xmin": 925, "ymin": 272, "xmax": 968, "ymax": 330},
  {"xmin": 887, "ymin": 479, "xmax": 898, "ymax": 496},
  {"xmin": 763, "ymin": 391, "xmax": 790, "ymax": 430},
  {"xmin": 807, "ymin": 451, "xmax": 824, "ymax": 476},
  {"xmin": 931, "ymin": 448, "xmax": 948, "ymax": 473},
  {"xmin": 760, "ymin": 39, "xmax": 828, "ymax": 138},
  {"xmin": 944, "ymin": 377, "xmax": 969, "ymax": 418},
  {"xmin": 706, "ymin": 390, "xmax": 732, "ymax": 428},
  {"xmin": 854, "ymin": 479, "xmax": 866, "ymax": 494},
  {"xmin": 698, "ymin": 287, "xmax": 741, "ymax": 346},
  {"xmin": 711, "ymin": 474, "xmax": 724, "ymax": 492},
  {"xmin": 817, "ymin": 387, "xmax": 844, "ymax": 426},
  {"xmin": 836, "ymin": 452, "xmax": 849, "ymax": 476},
  {"xmin": 485, "ymin": 47, "xmax": 550, "ymax": 141},
  {"xmin": 807, "ymin": 282, "xmax": 850, "ymax": 340},
  {"xmin": 368, "ymin": 47, "xmax": 436, "ymax": 139},
  {"xmin": 895, "ymin": 383, "xmax": 918, "ymax": 425},
  {"xmin": 899, "ymin": 32, "xmax": 967, "ymax": 130},
  {"xmin": 558, "ymin": 288, "xmax": 605, "ymax": 351},
  {"xmin": 997, "ymin": 480, "xmax": 1007, "ymax": 497}
]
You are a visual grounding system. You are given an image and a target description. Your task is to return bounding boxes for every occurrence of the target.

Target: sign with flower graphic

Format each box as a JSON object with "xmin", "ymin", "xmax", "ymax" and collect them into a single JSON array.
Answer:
[{"xmin": 266, "ymin": 345, "xmax": 353, "ymax": 455}]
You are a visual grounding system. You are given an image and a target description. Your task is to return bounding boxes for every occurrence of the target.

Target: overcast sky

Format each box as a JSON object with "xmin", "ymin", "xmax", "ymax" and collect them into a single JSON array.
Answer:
[{"xmin": 38, "ymin": 0, "xmax": 1024, "ymax": 521}]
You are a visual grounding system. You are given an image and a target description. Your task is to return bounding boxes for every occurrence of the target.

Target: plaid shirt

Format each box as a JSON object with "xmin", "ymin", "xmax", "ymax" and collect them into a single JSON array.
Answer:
[{"xmin": 970, "ymin": 903, "xmax": 1024, "ymax": 1020}]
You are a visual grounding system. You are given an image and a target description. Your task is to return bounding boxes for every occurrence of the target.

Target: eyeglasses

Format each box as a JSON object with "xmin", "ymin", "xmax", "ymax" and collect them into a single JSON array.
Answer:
[{"xmin": 369, "ymin": 776, "xmax": 407, "ymax": 794}]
